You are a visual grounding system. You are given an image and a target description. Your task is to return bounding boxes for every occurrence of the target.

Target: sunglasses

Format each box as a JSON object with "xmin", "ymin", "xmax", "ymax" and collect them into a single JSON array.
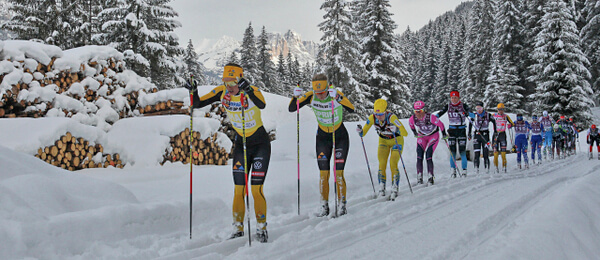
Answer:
[
  {"xmin": 414, "ymin": 109, "xmax": 424, "ymax": 113},
  {"xmin": 498, "ymin": 108, "xmax": 504, "ymax": 111},
  {"xmin": 374, "ymin": 112, "xmax": 385, "ymax": 116},
  {"xmin": 224, "ymin": 81, "xmax": 238, "ymax": 87}
]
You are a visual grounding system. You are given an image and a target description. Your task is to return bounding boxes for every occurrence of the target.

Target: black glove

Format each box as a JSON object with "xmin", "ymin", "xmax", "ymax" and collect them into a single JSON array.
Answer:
[
  {"xmin": 468, "ymin": 133, "xmax": 472, "ymax": 141},
  {"xmin": 184, "ymin": 79, "xmax": 197, "ymax": 91},
  {"xmin": 237, "ymin": 78, "xmax": 252, "ymax": 93}
]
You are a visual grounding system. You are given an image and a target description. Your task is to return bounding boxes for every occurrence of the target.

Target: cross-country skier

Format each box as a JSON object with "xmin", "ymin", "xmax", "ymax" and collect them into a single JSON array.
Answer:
[
  {"xmin": 552, "ymin": 123, "xmax": 567, "ymax": 159},
  {"xmin": 587, "ymin": 124, "xmax": 600, "ymax": 160},
  {"xmin": 409, "ymin": 101, "xmax": 447, "ymax": 185},
  {"xmin": 435, "ymin": 90, "xmax": 471, "ymax": 177},
  {"xmin": 529, "ymin": 115, "xmax": 544, "ymax": 165},
  {"xmin": 289, "ymin": 74, "xmax": 355, "ymax": 217},
  {"xmin": 569, "ymin": 117, "xmax": 579, "ymax": 154},
  {"xmin": 492, "ymin": 103, "xmax": 514, "ymax": 173},
  {"xmin": 357, "ymin": 99, "xmax": 408, "ymax": 198},
  {"xmin": 188, "ymin": 63, "xmax": 270, "ymax": 242},
  {"xmin": 540, "ymin": 111, "xmax": 554, "ymax": 160},
  {"xmin": 557, "ymin": 116, "xmax": 575, "ymax": 156},
  {"xmin": 513, "ymin": 114, "xmax": 530, "ymax": 169},
  {"xmin": 468, "ymin": 101, "xmax": 496, "ymax": 173}
]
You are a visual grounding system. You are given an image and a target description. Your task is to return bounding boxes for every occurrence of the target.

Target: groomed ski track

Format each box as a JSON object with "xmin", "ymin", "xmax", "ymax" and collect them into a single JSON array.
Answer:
[{"xmin": 159, "ymin": 153, "xmax": 600, "ymax": 260}]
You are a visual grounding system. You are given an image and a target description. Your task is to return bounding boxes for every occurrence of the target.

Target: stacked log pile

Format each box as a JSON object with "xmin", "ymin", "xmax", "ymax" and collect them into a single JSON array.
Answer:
[
  {"xmin": 161, "ymin": 129, "xmax": 229, "ymax": 166},
  {"xmin": 33, "ymin": 132, "xmax": 124, "ymax": 171}
]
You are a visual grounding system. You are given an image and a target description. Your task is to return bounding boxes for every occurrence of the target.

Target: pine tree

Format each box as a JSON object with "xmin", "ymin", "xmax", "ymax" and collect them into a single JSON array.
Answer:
[
  {"xmin": 460, "ymin": 0, "xmax": 495, "ymax": 106},
  {"xmin": 228, "ymin": 50, "xmax": 239, "ymax": 64},
  {"xmin": 484, "ymin": 0, "xmax": 525, "ymax": 112},
  {"xmin": 581, "ymin": 0, "xmax": 600, "ymax": 100},
  {"xmin": 256, "ymin": 26, "xmax": 278, "ymax": 92},
  {"xmin": 356, "ymin": 0, "xmax": 412, "ymax": 117},
  {"xmin": 180, "ymin": 39, "xmax": 207, "ymax": 85},
  {"xmin": 94, "ymin": 0, "xmax": 183, "ymax": 89},
  {"xmin": 529, "ymin": 0, "xmax": 594, "ymax": 124},
  {"xmin": 276, "ymin": 52, "xmax": 288, "ymax": 93},
  {"xmin": 240, "ymin": 22, "xmax": 259, "ymax": 84}
]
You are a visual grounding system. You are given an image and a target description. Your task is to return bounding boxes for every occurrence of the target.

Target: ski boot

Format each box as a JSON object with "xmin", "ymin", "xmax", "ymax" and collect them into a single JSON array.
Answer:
[
  {"xmin": 316, "ymin": 200, "xmax": 329, "ymax": 217},
  {"xmin": 476, "ymin": 167, "xmax": 480, "ymax": 174},
  {"xmin": 589, "ymin": 153, "xmax": 593, "ymax": 160},
  {"xmin": 417, "ymin": 176, "xmax": 424, "ymax": 185},
  {"xmin": 531, "ymin": 158, "xmax": 535, "ymax": 165},
  {"xmin": 378, "ymin": 184, "xmax": 386, "ymax": 197},
  {"xmin": 451, "ymin": 168, "xmax": 457, "ymax": 178},
  {"xmin": 229, "ymin": 222, "xmax": 244, "ymax": 239},
  {"xmin": 495, "ymin": 166, "xmax": 500, "ymax": 174},
  {"xmin": 518, "ymin": 163, "xmax": 521, "ymax": 170},
  {"xmin": 503, "ymin": 166, "xmax": 507, "ymax": 173},
  {"xmin": 525, "ymin": 162, "xmax": 529, "ymax": 169},
  {"xmin": 461, "ymin": 169, "xmax": 467, "ymax": 177},
  {"xmin": 338, "ymin": 201, "xmax": 347, "ymax": 216},
  {"xmin": 428, "ymin": 176, "xmax": 435, "ymax": 185},
  {"xmin": 255, "ymin": 222, "xmax": 268, "ymax": 243},
  {"xmin": 390, "ymin": 185, "xmax": 399, "ymax": 201}
]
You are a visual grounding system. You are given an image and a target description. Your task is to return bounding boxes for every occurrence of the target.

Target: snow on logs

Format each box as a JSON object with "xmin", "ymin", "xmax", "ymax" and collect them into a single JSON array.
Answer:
[
  {"xmin": 162, "ymin": 129, "xmax": 229, "ymax": 166},
  {"xmin": 33, "ymin": 132, "xmax": 124, "ymax": 171},
  {"xmin": 0, "ymin": 42, "xmax": 188, "ymax": 121}
]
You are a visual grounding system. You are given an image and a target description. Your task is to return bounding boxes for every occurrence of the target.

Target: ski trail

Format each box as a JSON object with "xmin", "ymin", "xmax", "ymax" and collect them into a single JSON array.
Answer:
[{"xmin": 156, "ymin": 152, "xmax": 597, "ymax": 259}]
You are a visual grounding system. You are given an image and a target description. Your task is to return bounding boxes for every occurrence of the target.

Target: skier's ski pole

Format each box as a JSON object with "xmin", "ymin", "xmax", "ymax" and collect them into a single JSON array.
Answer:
[
  {"xmin": 393, "ymin": 136, "xmax": 413, "ymax": 194},
  {"xmin": 188, "ymin": 75, "xmax": 195, "ymax": 239},
  {"xmin": 241, "ymin": 90, "xmax": 251, "ymax": 246},
  {"xmin": 358, "ymin": 131, "xmax": 376, "ymax": 195},
  {"xmin": 444, "ymin": 138, "xmax": 462, "ymax": 177},
  {"xmin": 330, "ymin": 85, "xmax": 338, "ymax": 217},
  {"xmin": 296, "ymin": 83, "xmax": 301, "ymax": 215}
]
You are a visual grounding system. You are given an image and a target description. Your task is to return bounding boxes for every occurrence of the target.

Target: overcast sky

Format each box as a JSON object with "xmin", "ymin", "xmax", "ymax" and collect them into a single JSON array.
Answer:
[{"xmin": 171, "ymin": 0, "xmax": 468, "ymax": 46}]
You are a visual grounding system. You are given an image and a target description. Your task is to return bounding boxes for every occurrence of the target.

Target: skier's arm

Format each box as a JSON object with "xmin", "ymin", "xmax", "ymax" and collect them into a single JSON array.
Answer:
[
  {"xmin": 245, "ymin": 86, "xmax": 266, "ymax": 109},
  {"xmin": 431, "ymin": 114, "xmax": 446, "ymax": 133},
  {"xmin": 193, "ymin": 85, "xmax": 225, "ymax": 108},
  {"xmin": 361, "ymin": 115, "xmax": 375, "ymax": 135},
  {"xmin": 468, "ymin": 119, "xmax": 473, "ymax": 136},
  {"xmin": 390, "ymin": 114, "xmax": 408, "ymax": 137},
  {"xmin": 507, "ymin": 116, "xmax": 514, "ymax": 128},
  {"xmin": 408, "ymin": 116, "xmax": 419, "ymax": 136},
  {"xmin": 288, "ymin": 91, "xmax": 313, "ymax": 112},
  {"xmin": 489, "ymin": 114, "xmax": 497, "ymax": 132},
  {"xmin": 336, "ymin": 90, "xmax": 355, "ymax": 113},
  {"xmin": 436, "ymin": 104, "xmax": 448, "ymax": 118}
]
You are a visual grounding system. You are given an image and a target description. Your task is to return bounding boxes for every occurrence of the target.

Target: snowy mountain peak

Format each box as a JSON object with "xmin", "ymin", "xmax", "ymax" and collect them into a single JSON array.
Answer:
[{"xmin": 197, "ymin": 29, "xmax": 318, "ymax": 82}]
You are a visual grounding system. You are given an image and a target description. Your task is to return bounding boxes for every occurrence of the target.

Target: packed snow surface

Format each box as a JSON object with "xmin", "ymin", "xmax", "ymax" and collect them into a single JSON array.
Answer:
[{"xmin": 1, "ymin": 91, "xmax": 599, "ymax": 259}]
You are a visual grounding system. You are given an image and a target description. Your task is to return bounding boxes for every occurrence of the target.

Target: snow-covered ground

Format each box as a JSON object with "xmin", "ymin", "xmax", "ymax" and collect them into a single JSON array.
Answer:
[{"xmin": 1, "ymin": 92, "xmax": 600, "ymax": 259}]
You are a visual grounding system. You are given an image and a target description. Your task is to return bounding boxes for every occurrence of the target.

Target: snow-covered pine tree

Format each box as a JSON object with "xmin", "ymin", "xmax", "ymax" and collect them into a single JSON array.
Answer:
[
  {"xmin": 228, "ymin": 50, "xmax": 239, "ymax": 64},
  {"xmin": 180, "ymin": 39, "xmax": 207, "ymax": 85},
  {"xmin": 460, "ymin": 0, "xmax": 495, "ymax": 106},
  {"xmin": 522, "ymin": 0, "xmax": 547, "ymax": 102},
  {"xmin": 286, "ymin": 52, "xmax": 297, "ymax": 85},
  {"xmin": 484, "ymin": 56, "xmax": 524, "ymax": 113},
  {"xmin": 94, "ymin": 0, "xmax": 183, "ymax": 89},
  {"xmin": 357, "ymin": 0, "xmax": 412, "ymax": 117},
  {"xmin": 256, "ymin": 26, "xmax": 278, "ymax": 93},
  {"xmin": 319, "ymin": 0, "xmax": 370, "ymax": 120},
  {"xmin": 529, "ymin": 0, "xmax": 594, "ymax": 124},
  {"xmin": 276, "ymin": 51, "xmax": 288, "ymax": 93},
  {"xmin": 240, "ymin": 22, "xmax": 260, "ymax": 84},
  {"xmin": 581, "ymin": 0, "xmax": 600, "ymax": 101},
  {"xmin": 484, "ymin": 0, "xmax": 525, "ymax": 112},
  {"xmin": 3, "ymin": 0, "xmax": 59, "ymax": 45}
]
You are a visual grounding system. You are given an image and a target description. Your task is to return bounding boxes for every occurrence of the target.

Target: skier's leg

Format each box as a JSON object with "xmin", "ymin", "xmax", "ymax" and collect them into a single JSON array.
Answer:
[
  {"xmin": 473, "ymin": 137, "xmax": 481, "ymax": 169},
  {"xmin": 389, "ymin": 138, "xmax": 401, "ymax": 188},
  {"xmin": 334, "ymin": 130, "xmax": 350, "ymax": 203},
  {"xmin": 316, "ymin": 132, "xmax": 333, "ymax": 202},
  {"xmin": 250, "ymin": 141, "xmax": 271, "ymax": 225},
  {"xmin": 377, "ymin": 138, "xmax": 391, "ymax": 190},
  {"xmin": 458, "ymin": 129, "xmax": 468, "ymax": 170}
]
